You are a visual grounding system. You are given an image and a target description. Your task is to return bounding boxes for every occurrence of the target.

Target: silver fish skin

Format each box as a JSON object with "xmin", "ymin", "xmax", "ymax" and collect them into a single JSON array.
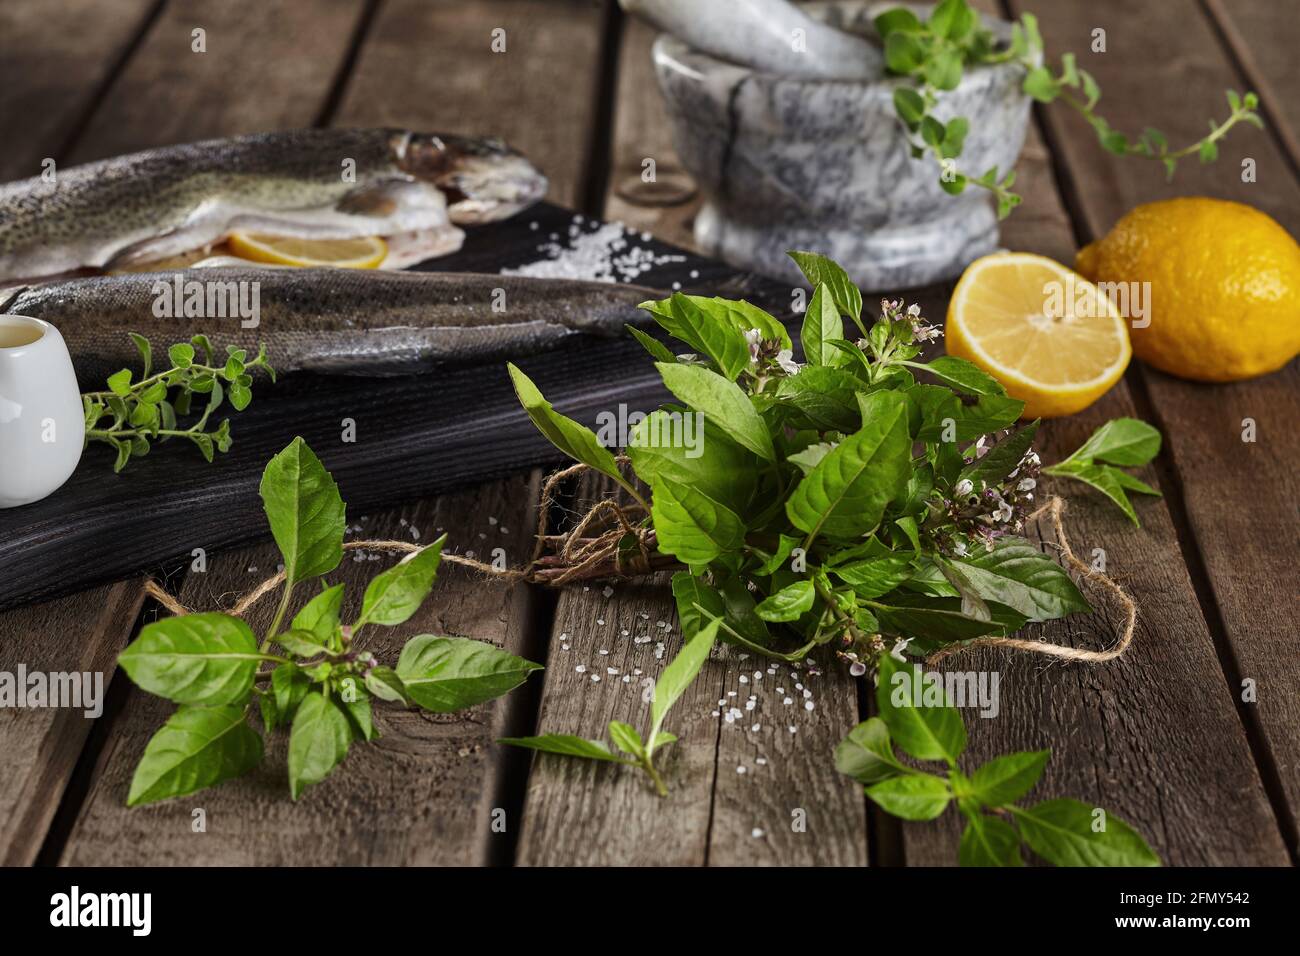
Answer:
[
  {"xmin": 0, "ymin": 129, "xmax": 548, "ymax": 281},
  {"xmin": 0, "ymin": 267, "xmax": 659, "ymax": 384}
]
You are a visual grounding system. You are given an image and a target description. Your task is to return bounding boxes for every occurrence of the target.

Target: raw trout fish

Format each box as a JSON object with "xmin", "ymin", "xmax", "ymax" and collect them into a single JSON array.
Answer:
[
  {"xmin": 0, "ymin": 268, "xmax": 659, "ymax": 381},
  {"xmin": 0, "ymin": 129, "xmax": 547, "ymax": 283}
]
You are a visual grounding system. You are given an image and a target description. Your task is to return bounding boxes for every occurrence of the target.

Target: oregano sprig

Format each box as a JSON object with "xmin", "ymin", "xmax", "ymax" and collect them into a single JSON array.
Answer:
[
  {"xmin": 117, "ymin": 436, "xmax": 543, "ymax": 805},
  {"xmin": 878, "ymin": 0, "xmax": 1263, "ymax": 218},
  {"xmin": 82, "ymin": 332, "xmax": 275, "ymax": 472}
]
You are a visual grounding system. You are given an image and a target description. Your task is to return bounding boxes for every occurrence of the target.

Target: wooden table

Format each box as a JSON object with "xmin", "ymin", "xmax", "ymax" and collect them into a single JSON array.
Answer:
[{"xmin": 1, "ymin": 0, "xmax": 1296, "ymax": 867}]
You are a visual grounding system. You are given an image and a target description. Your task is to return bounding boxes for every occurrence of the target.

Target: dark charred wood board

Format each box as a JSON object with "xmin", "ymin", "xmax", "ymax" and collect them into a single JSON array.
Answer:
[{"xmin": 0, "ymin": 201, "xmax": 787, "ymax": 612}]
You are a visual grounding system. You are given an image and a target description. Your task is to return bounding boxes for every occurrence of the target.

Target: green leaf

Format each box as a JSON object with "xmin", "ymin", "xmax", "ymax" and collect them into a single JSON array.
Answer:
[
  {"xmin": 127, "ymin": 705, "xmax": 262, "ymax": 806},
  {"xmin": 1061, "ymin": 417, "xmax": 1161, "ymax": 466},
  {"xmin": 915, "ymin": 355, "xmax": 1005, "ymax": 396},
  {"xmin": 866, "ymin": 774, "xmax": 952, "ymax": 821},
  {"xmin": 498, "ymin": 734, "xmax": 631, "ymax": 763},
  {"xmin": 893, "ymin": 87, "xmax": 927, "ymax": 127},
  {"xmin": 835, "ymin": 718, "xmax": 906, "ymax": 785},
  {"xmin": 168, "ymin": 342, "xmax": 195, "ymax": 368},
  {"xmin": 626, "ymin": 325, "xmax": 677, "ymax": 364},
  {"xmin": 1013, "ymin": 799, "xmax": 1160, "ymax": 867},
  {"xmin": 1044, "ymin": 461, "xmax": 1139, "ymax": 525},
  {"xmin": 608, "ymin": 721, "xmax": 645, "ymax": 759},
  {"xmin": 874, "ymin": 593, "xmax": 1026, "ymax": 648},
  {"xmin": 275, "ymin": 629, "xmax": 330, "ymax": 658},
  {"xmin": 290, "ymin": 583, "xmax": 344, "ymax": 648},
  {"xmin": 874, "ymin": 7, "xmax": 922, "ymax": 38},
  {"xmin": 786, "ymin": 390, "xmax": 911, "ymax": 541},
  {"xmin": 507, "ymin": 363, "xmax": 636, "ymax": 496},
  {"xmin": 800, "ymin": 284, "xmax": 844, "ymax": 367},
  {"xmin": 1199, "ymin": 139, "xmax": 1218, "ymax": 163},
  {"xmin": 355, "ymin": 535, "xmax": 446, "ymax": 628},
  {"xmin": 775, "ymin": 366, "xmax": 863, "ymax": 433},
  {"xmin": 395, "ymin": 636, "xmax": 542, "ymax": 712},
  {"xmin": 647, "ymin": 619, "xmax": 719, "ymax": 758},
  {"xmin": 952, "ymin": 539, "xmax": 1090, "ymax": 621},
  {"xmin": 884, "ymin": 30, "xmax": 926, "ymax": 74},
  {"xmin": 755, "ymin": 580, "xmax": 815, "ymax": 622},
  {"xmin": 118, "ymin": 613, "xmax": 261, "ymax": 707},
  {"xmin": 341, "ymin": 686, "xmax": 377, "ymax": 741},
  {"xmin": 1023, "ymin": 66, "xmax": 1060, "ymax": 102},
  {"xmin": 655, "ymin": 362, "xmax": 775, "ymax": 461},
  {"xmin": 364, "ymin": 665, "xmax": 410, "ymax": 705},
  {"xmin": 787, "ymin": 251, "xmax": 864, "ymax": 331},
  {"xmin": 929, "ymin": 0, "xmax": 976, "ymax": 40},
  {"xmin": 259, "ymin": 437, "xmax": 346, "ymax": 586},
  {"xmin": 876, "ymin": 653, "xmax": 967, "ymax": 764},
  {"xmin": 129, "ymin": 333, "xmax": 153, "ymax": 377},
  {"xmin": 1112, "ymin": 470, "xmax": 1161, "ymax": 496},
  {"xmin": 107, "ymin": 368, "xmax": 133, "ymax": 396},
  {"xmin": 926, "ymin": 49, "xmax": 963, "ymax": 92},
  {"xmin": 637, "ymin": 293, "xmax": 751, "ymax": 379},
  {"xmin": 628, "ymin": 412, "xmax": 755, "ymax": 513},
  {"xmin": 287, "ymin": 690, "xmax": 352, "ymax": 799},
  {"xmin": 651, "ymin": 475, "xmax": 746, "ymax": 564},
  {"xmin": 960, "ymin": 813, "xmax": 1023, "ymax": 866},
  {"xmin": 272, "ymin": 663, "xmax": 310, "ymax": 723},
  {"xmin": 970, "ymin": 750, "xmax": 1051, "ymax": 805},
  {"xmin": 832, "ymin": 556, "xmax": 913, "ymax": 599},
  {"xmin": 958, "ymin": 421, "xmax": 1038, "ymax": 486},
  {"xmin": 671, "ymin": 572, "xmax": 727, "ymax": 639}
]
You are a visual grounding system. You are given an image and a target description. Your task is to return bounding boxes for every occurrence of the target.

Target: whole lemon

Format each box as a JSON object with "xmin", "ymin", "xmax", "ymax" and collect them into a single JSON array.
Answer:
[{"xmin": 1075, "ymin": 197, "xmax": 1300, "ymax": 382}]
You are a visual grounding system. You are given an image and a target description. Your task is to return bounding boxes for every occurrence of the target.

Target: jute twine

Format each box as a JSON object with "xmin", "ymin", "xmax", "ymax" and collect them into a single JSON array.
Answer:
[{"xmin": 142, "ymin": 465, "xmax": 1135, "ymax": 669}]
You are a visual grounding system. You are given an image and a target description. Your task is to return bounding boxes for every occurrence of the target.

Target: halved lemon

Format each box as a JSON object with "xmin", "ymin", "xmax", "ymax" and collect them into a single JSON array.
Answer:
[
  {"xmin": 946, "ymin": 252, "xmax": 1131, "ymax": 418},
  {"xmin": 226, "ymin": 234, "xmax": 388, "ymax": 268}
]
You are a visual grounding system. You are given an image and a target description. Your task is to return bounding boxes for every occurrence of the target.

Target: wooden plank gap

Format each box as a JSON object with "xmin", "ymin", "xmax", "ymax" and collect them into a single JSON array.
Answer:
[
  {"xmin": 51, "ymin": 0, "xmax": 166, "ymax": 165},
  {"xmin": 579, "ymin": 0, "xmax": 626, "ymax": 218},
  {"xmin": 312, "ymin": 0, "xmax": 386, "ymax": 129}
]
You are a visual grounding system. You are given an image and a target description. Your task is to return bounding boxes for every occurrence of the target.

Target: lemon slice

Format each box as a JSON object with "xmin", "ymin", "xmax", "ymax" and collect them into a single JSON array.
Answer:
[
  {"xmin": 226, "ymin": 234, "xmax": 387, "ymax": 268},
  {"xmin": 946, "ymin": 252, "xmax": 1131, "ymax": 418}
]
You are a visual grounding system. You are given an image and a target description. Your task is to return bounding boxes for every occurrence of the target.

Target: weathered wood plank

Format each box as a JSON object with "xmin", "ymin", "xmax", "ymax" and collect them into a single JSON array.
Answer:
[
  {"xmin": 66, "ymin": 0, "xmax": 368, "ymax": 163},
  {"xmin": 336, "ymin": 0, "xmax": 610, "ymax": 209},
  {"xmin": 893, "ymin": 0, "xmax": 1290, "ymax": 865},
  {"xmin": 60, "ymin": 477, "xmax": 543, "ymax": 864},
  {"xmin": 1005, "ymin": 0, "xmax": 1299, "ymax": 860},
  {"xmin": 0, "ymin": 581, "xmax": 145, "ymax": 865},
  {"xmin": 0, "ymin": 0, "xmax": 157, "ymax": 178},
  {"xmin": 601, "ymin": 16, "xmax": 701, "ymax": 251}
]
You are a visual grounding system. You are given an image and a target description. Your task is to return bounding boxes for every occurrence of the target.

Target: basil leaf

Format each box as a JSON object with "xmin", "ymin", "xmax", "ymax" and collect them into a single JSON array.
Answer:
[
  {"xmin": 608, "ymin": 721, "xmax": 645, "ymax": 759},
  {"xmin": 498, "ymin": 734, "xmax": 631, "ymax": 763},
  {"xmin": 118, "ymin": 613, "xmax": 261, "ymax": 707},
  {"xmin": 364, "ymin": 665, "xmax": 410, "ymax": 705},
  {"xmin": 287, "ymin": 690, "xmax": 352, "ymax": 799},
  {"xmin": 915, "ymin": 356, "xmax": 1005, "ymax": 396},
  {"xmin": 876, "ymin": 654, "xmax": 966, "ymax": 764},
  {"xmin": 1044, "ymin": 460, "xmax": 1139, "ymax": 525},
  {"xmin": 951, "ymin": 539, "xmax": 1090, "ymax": 621},
  {"xmin": 671, "ymin": 572, "xmax": 726, "ymax": 639},
  {"xmin": 755, "ymin": 580, "xmax": 815, "ymax": 622},
  {"xmin": 259, "ymin": 437, "xmax": 346, "ymax": 586},
  {"xmin": 701, "ymin": 295, "xmax": 791, "ymax": 350},
  {"xmin": 788, "ymin": 251, "xmax": 864, "ymax": 332},
  {"xmin": 275, "ymin": 628, "xmax": 330, "ymax": 658},
  {"xmin": 508, "ymin": 363, "xmax": 637, "ymax": 496},
  {"xmin": 1064, "ymin": 417, "xmax": 1162, "ymax": 466},
  {"xmin": 395, "ymin": 636, "xmax": 542, "ymax": 712},
  {"xmin": 127, "ymin": 705, "xmax": 262, "ymax": 806},
  {"xmin": 272, "ymin": 662, "xmax": 310, "ymax": 724},
  {"xmin": 342, "ymin": 686, "xmax": 377, "ymax": 742},
  {"xmin": 720, "ymin": 575, "xmax": 774, "ymax": 647},
  {"xmin": 1013, "ymin": 799, "xmax": 1160, "ymax": 867},
  {"xmin": 866, "ymin": 774, "xmax": 952, "ymax": 821},
  {"xmin": 959, "ymin": 813, "xmax": 1024, "ymax": 866},
  {"xmin": 929, "ymin": 0, "xmax": 976, "ymax": 40},
  {"xmin": 786, "ymin": 390, "xmax": 911, "ymax": 540},
  {"xmin": 625, "ymin": 325, "xmax": 676, "ymax": 363},
  {"xmin": 656, "ymin": 362, "xmax": 775, "ymax": 461},
  {"xmin": 753, "ymin": 534, "xmax": 801, "ymax": 576},
  {"xmin": 290, "ymin": 583, "xmax": 344, "ymax": 647},
  {"xmin": 638, "ymin": 293, "xmax": 751, "ymax": 379},
  {"xmin": 969, "ymin": 749, "xmax": 1051, "ymax": 805},
  {"xmin": 958, "ymin": 421, "xmax": 1038, "ymax": 486},
  {"xmin": 628, "ymin": 412, "xmax": 756, "ymax": 513},
  {"xmin": 650, "ymin": 475, "xmax": 746, "ymax": 565},
  {"xmin": 1112, "ymin": 469, "xmax": 1161, "ymax": 496},
  {"xmin": 776, "ymin": 366, "xmax": 863, "ymax": 432},
  {"xmin": 874, "ymin": 7, "xmax": 922, "ymax": 38},
  {"xmin": 832, "ymin": 556, "xmax": 913, "ymax": 599},
  {"xmin": 647, "ymin": 618, "xmax": 719, "ymax": 758},
  {"xmin": 835, "ymin": 718, "xmax": 906, "ymax": 785},
  {"xmin": 355, "ymin": 535, "xmax": 446, "ymax": 628},
  {"xmin": 800, "ymin": 284, "xmax": 844, "ymax": 367}
]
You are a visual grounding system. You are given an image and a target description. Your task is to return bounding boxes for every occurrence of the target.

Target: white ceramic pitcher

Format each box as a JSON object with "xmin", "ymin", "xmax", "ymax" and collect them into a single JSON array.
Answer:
[{"xmin": 0, "ymin": 315, "xmax": 85, "ymax": 508}]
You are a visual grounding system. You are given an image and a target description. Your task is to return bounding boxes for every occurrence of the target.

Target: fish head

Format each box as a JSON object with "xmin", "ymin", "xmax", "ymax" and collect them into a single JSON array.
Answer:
[{"xmin": 396, "ymin": 132, "xmax": 548, "ymax": 225}]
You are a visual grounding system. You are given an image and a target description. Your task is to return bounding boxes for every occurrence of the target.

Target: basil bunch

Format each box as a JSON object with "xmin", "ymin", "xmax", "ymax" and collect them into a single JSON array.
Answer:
[
  {"xmin": 118, "ymin": 437, "xmax": 542, "ymax": 804},
  {"xmin": 503, "ymin": 251, "xmax": 1159, "ymax": 865}
]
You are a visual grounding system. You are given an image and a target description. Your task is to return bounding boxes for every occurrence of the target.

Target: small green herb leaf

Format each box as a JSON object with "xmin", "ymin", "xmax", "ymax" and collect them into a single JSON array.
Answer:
[
  {"xmin": 499, "ymin": 734, "xmax": 632, "ymax": 763},
  {"xmin": 287, "ymin": 690, "xmax": 352, "ymax": 799},
  {"xmin": 259, "ymin": 438, "xmax": 346, "ymax": 586},
  {"xmin": 395, "ymin": 636, "xmax": 542, "ymax": 712},
  {"xmin": 118, "ymin": 613, "xmax": 261, "ymax": 707},
  {"xmin": 969, "ymin": 749, "xmax": 1051, "ymax": 805},
  {"xmin": 755, "ymin": 580, "xmax": 816, "ymax": 622},
  {"xmin": 355, "ymin": 535, "xmax": 446, "ymax": 628},
  {"xmin": 1012, "ymin": 799, "xmax": 1160, "ymax": 867},
  {"xmin": 647, "ymin": 619, "xmax": 719, "ymax": 758},
  {"xmin": 867, "ymin": 774, "xmax": 952, "ymax": 820},
  {"xmin": 876, "ymin": 653, "xmax": 967, "ymax": 765},
  {"xmin": 127, "ymin": 705, "xmax": 262, "ymax": 806}
]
